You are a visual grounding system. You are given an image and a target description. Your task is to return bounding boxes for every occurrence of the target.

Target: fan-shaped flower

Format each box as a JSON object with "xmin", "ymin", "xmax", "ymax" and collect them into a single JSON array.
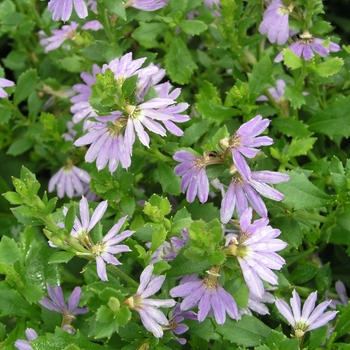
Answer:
[
  {"xmin": 14, "ymin": 328, "xmax": 38, "ymax": 350},
  {"xmin": 48, "ymin": 0, "xmax": 88, "ymax": 22},
  {"xmin": 0, "ymin": 77, "xmax": 15, "ymax": 98}
]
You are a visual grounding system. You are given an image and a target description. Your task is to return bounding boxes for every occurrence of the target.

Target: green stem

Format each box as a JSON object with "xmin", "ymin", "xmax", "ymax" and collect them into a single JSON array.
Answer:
[
  {"xmin": 293, "ymin": 211, "xmax": 333, "ymax": 224},
  {"xmin": 99, "ymin": 4, "xmax": 117, "ymax": 44},
  {"xmin": 108, "ymin": 265, "xmax": 139, "ymax": 288}
]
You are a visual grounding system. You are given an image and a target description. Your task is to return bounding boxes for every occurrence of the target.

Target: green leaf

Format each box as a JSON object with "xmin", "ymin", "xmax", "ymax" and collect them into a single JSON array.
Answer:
[
  {"xmin": 305, "ymin": 326, "xmax": 328, "ymax": 350},
  {"xmin": 282, "ymin": 49, "xmax": 303, "ymax": 70},
  {"xmin": 0, "ymin": 281, "xmax": 40, "ymax": 317},
  {"xmin": 196, "ymin": 101, "xmax": 241, "ymax": 124},
  {"xmin": 102, "ymin": 0, "xmax": 126, "ymax": 19},
  {"xmin": 7, "ymin": 138, "xmax": 34, "ymax": 156},
  {"xmin": 168, "ymin": 252, "xmax": 211, "ymax": 277},
  {"xmin": 248, "ymin": 54, "xmax": 273, "ymax": 94},
  {"xmin": 216, "ymin": 315, "xmax": 271, "ymax": 346},
  {"xmin": 132, "ymin": 22, "xmax": 168, "ymax": 46},
  {"xmin": 314, "ymin": 57, "xmax": 344, "ymax": 77},
  {"xmin": 164, "ymin": 36, "xmax": 197, "ymax": 84},
  {"xmin": 2, "ymin": 191, "xmax": 23, "ymax": 205},
  {"xmin": 311, "ymin": 20, "xmax": 332, "ymax": 35},
  {"xmin": 283, "ymin": 86, "xmax": 305, "ymax": 109},
  {"xmin": 271, "ymin": 118, "xmax": 312, "ymax": 138},
  {"xmin": 157, "ymin": 161, "xmax": 181, "ymax": 195},
  {"xmin": 120, "ymin": 196, "xmax": 135, "ymax": 217},
  {"xmin": 286, "ymin": 137, "xmax": 317, "ymax": 158},
  {"xmin": 58, "ymin": 56, "xmax": 84, "ymax": 73},
  {"xmin": 0, "ymin": 236, "xmax": 21, "ymax": 266},
  {"xmin": 13, "ymin": 68, "xmax": 38, "ymax": 106},
  {"xmin": 335, "ymin": 304, "xmax": 350, "ymax": 339},
  {"xmin": 275, "ymin": 171, "xmax": 330, "ymax": 210},
  {"xmin": 31, "ymin": 328, "xmax": 106, "ymax": 350},
  {"xmin": 275, "ymin": 217, "xmax": 302, "ymax": 249},
  {"xmin": 0, "ymin": 103, "xmax": 12, "ymax": 124},
  {"xmin": 315, "ymin": 263, "xmax": 332, "ymax": 295},
  {"xmin": 179, "ymin": 119, "xmax": 210, "ymax": 147},
  {"xmin": 308, "ymin": 96, "xmax": 350, "ymax": 137},
  {"xmin": 290, "ymin": 263, "xmax": 319, "ymax": 284},
  {"xmin": 65, "ymin": 204, "xmax": 76, "ymax": 234},
  {"xmin": 49, "ymin": 251, "xmax": 75, "ymax": 264},
  {"xmin": 179, "ymin": 20, "xmax": 207, "ymax": 35}
]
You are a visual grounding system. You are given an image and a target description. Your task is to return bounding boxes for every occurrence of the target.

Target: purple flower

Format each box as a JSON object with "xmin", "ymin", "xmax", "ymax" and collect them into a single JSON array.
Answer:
[
  {"xmin": 39, "ymin": 22, "xmax": 79, "ymax": 52},
  {"xmin": 0, "ymin": 77, "xmax": 15, "ymax": 98},
  {"xmin": 124, "ymin": 265, "xmax": 176, "ymax": 338},
  {"xmin": 221, "ymin": 115, "xmax": 273, "ymax": 179},
  {"xmin": 276, "ymin": 290, "xmax": 338, "ymax": 338},
  {"xmin": 241, "ymin": 291, "xmax": 275, "ymax": 316},
  {"xmin": 93, "ymin": 216, "xmax": 133, "ymax": 281},
  {"xmin": 81, "ymin": 20, "xmax": 103, "ymax": 31},
  {"xmin": 170, "ymin": 267, "xmax": 239, "ymax": 324},
  {"xmin": 87, "ymin": 0, "xmax": 97, "ymax": 13},
  {"xmin": 204, "ymin": 0, "xmax": 221, "ymax": 16},
  {"xmin": 327, "ymin": 281, "xmax": 348, "ymax": 309},
  {"xmin": 48, "ymin": 0, "xmax": 88, "ymax": 22},
  {"xmin": 14, "ymin": 328, "xmax": 38, "ymax": 350},
  {"xmin": 224, "ymin": 207, "xmax": 287, "ymax": 298},
  {"xmin": 124, "ymin": 0, "xmax": 168, "ymax": 11},
  {"xmin": 74, "ymin": 114, "xmax": 133, "ymax": 172},
  {"xmin": 256, "ymin": 79, "xmax": 287, "ymax": 103},
  {"xmin": 275, "ymin": 31, "xmax": 341, "ymax": 62},
  {"xmin": 219, "ymin": 170, "xmax": 290, "ymax": 223},
  {"xmin": 173, "ymin": 151, "xmax": 210, "ymax": 204},
  {"xmin": 167, "ymin": 303, "xmax": 197, "ymax": 344},
  {"xmin": 70, "ymin": 64, "xmax": 101, "ymax": 126},
  {"xmin": 39, "ymin": 284, "xmax": 88, "ymax": 316},
  {"xmin": 48, "ymin": 164, "xmax": 91, "ymax": 198},
  {"xmin": 258, "ymin": 0, "xmax": 292, "ymax": 45}
]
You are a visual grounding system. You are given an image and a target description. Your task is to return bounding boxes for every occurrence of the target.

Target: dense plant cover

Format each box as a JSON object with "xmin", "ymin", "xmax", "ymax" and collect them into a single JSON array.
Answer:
[{"xmin": 0, "ymin": 0, "xmax": 350, "ymax": 349}]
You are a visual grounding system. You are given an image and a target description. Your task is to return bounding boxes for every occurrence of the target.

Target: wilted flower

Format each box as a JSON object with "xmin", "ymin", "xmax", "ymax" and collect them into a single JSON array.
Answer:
[
  {"xmin": 48, "ymin": 164, "xmax": 91, "ymax": 198},
  {"xmin": 276, "ymin": 290, "xmax": 338, "ymax": 338},
  {"xmin": 220, "ymin": 115, "xmax": 273, "ymax": 179},
  {"xmin": 275, "ymin": 30, "xmax": 341, "ymax": 62},
  {"xmin": 224, "ymin": 207, "xmax": 287, "ymax": 298},
  {"xmin": 14, "ymin": 328, "xmax": 38, "ymax": 350},
  {"xmin": 0, "ymin": 77, "xmax": 15, "ymax": 98},
  {"xmin": 124, "ymin": 265, "xmax": 176, "ymax": 338},
  {"xmin": 48, "ymin": 0, "xmax": 88, "ymax": 22},
  {"xmin": 39, "ymin": 22, "xmax": 79, "ymax": 52},
  {"xmin": 219, "ymin": 170, "xmax": 290, "ymax": 223},
  {"xmin": 124, "ymin": 0, "xmax": 168, "ymax": 11},
  {"xmin": 170, "ymin": 267, "xmax": 239, "ymax": 324},
  {"xmin": 258, "ymin": 0, "xmax": 292, "ymax": 45}
]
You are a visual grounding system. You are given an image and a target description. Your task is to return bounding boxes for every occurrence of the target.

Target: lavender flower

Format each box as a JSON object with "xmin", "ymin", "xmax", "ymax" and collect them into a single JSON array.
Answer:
[
  {"xmin": 220, "ymin": 115, "xmax": 273, "ymax": 179},
  {"xmin": 204, "ymin": 0, "xmax": 221, "ymax": 16},
  {"xmin": 39, "ymin": 284, "xmax": 88, "ymax": 319},
  {"xmin": 124, "ymin": 0, "xmax": 168, "ymax": 11},
  {"xmin": 275, "ymin": 31, "xmax": 341, "ymax": 62},
  {"xmin": 224, "ymin": 208, "xmax": 287, "ymax": 298},
  {"xmin": 242, "ymin": 292, "xmax": 275, "ymax": 316},
  {"xmin": 92, "ymin": 216, "xmax": 133, "ymax": 281},
  {"xmin": 81, "ymin": 20, "xmax": 103, "ymax": 31},
  {"xmin": 74, "ymin": 114, "xmax": 133, "ymax": 172},
  {"xmin": 173, "ymin": 151, "xmax": 210, "ymax": 204},
  {"xmin": 258, "ymin": 0, "xmax": 292, "ymax": 45},
  {"xmin": 0, "ymin": 77, "xmax": 15, "ymax": 98},
  {"xmin": 219, "ymin": 170, "xmax": 290, "ymax": 223},
  {"xmin": 167, "ymin": 303, "xmax": 197, "ymax": 344},
  {"xmin": 14, "ymin": 328, "xmax": 38, "ymax": 350},
  {"xmin": 256, "ymin": 79, "xmax": 287, "ymax": 103},
  {"xmin": 39, "ymin": 22, "xmax": 79, "ymax": 52},
  {"xmin": 327, "ymin": 281, "xmax": 348, "ymax": 309},
  {"xmin": 87, "ymin": 0, "xmax": 98, "ymax": 13},
  {"xmin": 276, "ymin": 290, "xmax": 338, "ymax": 338},
  {"xmin": 70, "ymin": 64, "xmax": 101, "ymax": 126},
  {"xmin": 124, "ymin": 265, "xmax": 176, "ymax": 338},
  {"xmin": 48, "ymin": 164, "xmax": 91, "ymax": 198},
  {"xmin": 48, "ymin": 0, "xmax": 88, "ymax": 22},
  {"xmin": 60, "ymin": 196, "xmax": 133, "ymax": 281},
  {"xmin": 170, "ymin": 267, "xmax": 239, "ymax": 324}
]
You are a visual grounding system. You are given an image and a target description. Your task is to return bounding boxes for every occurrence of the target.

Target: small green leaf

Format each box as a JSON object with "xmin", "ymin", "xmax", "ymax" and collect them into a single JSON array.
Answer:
[
  {"xmin": 286, "ymin": 137, "xmax": 317, "ymax": 158},
  {"xmin": 290, "ymin": 263, "xmax": 319, "ymax": 284},
  {"xmin": 101, "ymin": 0, "xmax": 126, "ymax": 20},
  {"xmin": 275, "ymin": 171, "xmax": 330, "ymax": 210},
  {"xmin": 0, "ymin": 236, "xmax": 21, "ymax": 266},
  {"xmin": 196, "ymin": 101, "xmax": 241, "ymax": 124},
  {"xmin": 65, "ymin": 204, "xmax": 76, "ymax": 234},
  {"xmin": 314, "ymin": 57, "xmax": 344, "ymax": 77},
  {"xmin": 284, "ymin": 86, "xmax": 305, "ymax": 109},
  {"xmin": 248, "ymin": 54, "xmax": 273, "ymax": 94},
  {"xmin": 7, "ymin": 138, "xmax": 34, "ymax": 156},
  {"xmin": 282, "ymin": 49, "xmax": 303, "ymax": 70},
  {"xmin": 49, "ymin": 251, "xmax": 75, "ymax": 264},
  {"xmin": 157, "ymin": 161, "xmax": 181, "ymax": 195},
  {"xmin": 179, "ymin": 20, "xmax": 207, "ymax": 35},
  {"xmin": 164, "ymin": 36, "xmax": 197, "ymax": 84},
  {"xmin": 2, "ymin": 191, "xmax": 23, "ymax": 205},
  {"xmin": 271, "ymin": 118, "xmax": 312, "ymax": 138},
  {"xmin": 132, "ymin": 22, "xmax": 168, "ymax": 46},
  {"xmin": 13, "ymin": 69, "xmax": 38, "ymax": 106}
]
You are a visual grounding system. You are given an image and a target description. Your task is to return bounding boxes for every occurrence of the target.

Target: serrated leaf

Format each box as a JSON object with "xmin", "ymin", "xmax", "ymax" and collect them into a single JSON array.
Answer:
[
  {"xmin": 13, "ymin": 69, "xmax": 38, "ymax": 106},
  {"xmin": 132, "ymin": 22, "xmax": 168, "ymax": 46},
  {"xmin": 314, "ymin": 57, "xmax": 344, "ymax": 77},
  {"xmin": 164, "ymin": 36, "xmax": 197, "ymax": 84},
  {"xmin": 271, "ymin": 118, "xmax": 312, "ymax": 138},
  {"xmin": 308, "ymin": 96, "xmax": 350, "ymax": 137},
  {"xmin": 275, "ymin": 171, "xmax": 330, "ymax": 210},
  {"xmin": 282, "ymin": 49, "xmax": 303, "ymax": 69},
  {"xmin": 0, "ymin": 236, "xmax": 21, "ymax": 266},
  {"xmin": 284, "ymin": 86, "xmax": 305, "ymax": 109},
  {"xmin": 102, "ymin": 0, "xmax": 126, "ymax": 19},
  {"xmin": 196, "ymin": 101, "xmax": 241, "ymax": 124},
  {"xmin": 248, "ymin": 54, "xmax": 273, "ymax": 94},
  {"xmin": 286, "ymin": 137, "xmax": 317, "ymax": 158},
  {"xmin": 179, "ymin": 20, "xmax": 207, "ymax": 35},
  {"xmin": 157, "ymin": 161, "xmax": 181, "ymax": 195},
  {"xmin": 216, "ymin": 315, "xmax": 271, "ymax": 346}
]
